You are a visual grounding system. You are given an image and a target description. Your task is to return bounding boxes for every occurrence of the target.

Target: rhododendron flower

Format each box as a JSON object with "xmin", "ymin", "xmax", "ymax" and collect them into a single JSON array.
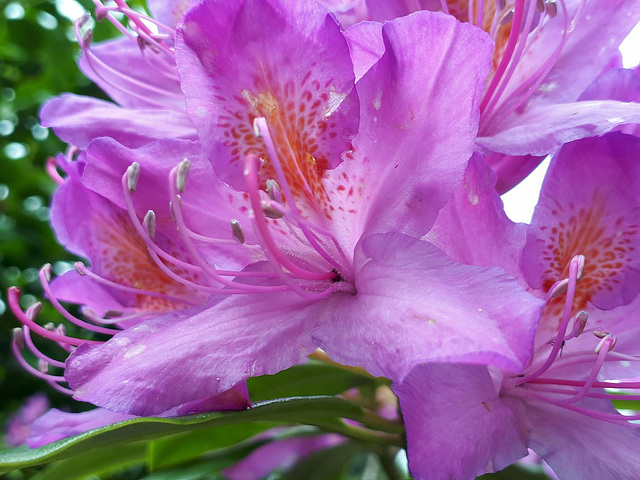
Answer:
[
  {"xmin": 13, "ymin": 0, "xmax": 545, "ymax": 416},
  {"xmin": 330, "ymin": 0, "xmax": 640, "ymax": 192},
  {"xmin": 5, "ymin": 394, "xmax": 49, "ymax": 447},
  {"xmin": 396, "ymin": 133, "xmax": 640, "ymax": 480}
]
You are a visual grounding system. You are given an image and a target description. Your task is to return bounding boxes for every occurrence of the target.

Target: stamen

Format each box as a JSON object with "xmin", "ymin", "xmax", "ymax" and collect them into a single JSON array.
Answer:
[
  {"xmin": 244, "ymin": 155, "xmax": 335, "ymax": 281},
  {"xmin": 167, "ymin": 164, "xmax": 292, "ymax": 292},
  {"xmin": 46, "ymin": 157, "xmax": 65, "ymax": 185},
  {"xmin": 253, "ymin": 117, "xmax": 344, "ymax": 273},
  {"xmin": 41, "ymin": 264, "xmax": 121, "ymax": 335},
  {"xmin": 23, "ymin": 327, "xmax": 67, "ymax": 368},
  {"xmin": 73, "ymin": 262, "xmax": 201, "ymax": 305},
  {"xmin": 514, "ymin": 254, "xmax": 583, "ymax": 385}
]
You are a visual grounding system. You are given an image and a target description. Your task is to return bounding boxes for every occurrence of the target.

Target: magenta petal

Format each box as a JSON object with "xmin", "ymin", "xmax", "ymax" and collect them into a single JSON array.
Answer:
[
  {"xmin": 393, "ymin": 364, "xmax": 528, "ymax": 480},
  {"xmin": 223, "ymin": 433, "xmax": 344, "ymax": 480},
  {"xmin": 427, "ymin": 154, "xmax": 527, "ymax": 281},
  {"xmin": 343, "ymin": 21, "xmax": 383, "ymax": 81},
  {"xmin": 524, "ymin": 398, "xmax": 640, "ymax": 480},
  {"xmin": 27, "ymin": 408, "xmax": 134, "ymax": 448},
  {"xmin": 315, "ymin": 233, "xmax": 543, "ymax": 380},
  {"xmin": 176, "ymin": 0, "xmax": 357, "ymax": 189},
  {"xmin": 5, "ymin": 394, "xmax": 50, "ymax": 447},
  {"xmin": 522, "ymin": 133, "xmax": 640, "ymax": 309},
  {"xmin": 40, "ymin": 95, "xmax": 196, "ymax": 149},
  {"xmin": 477, "ymin": 100, "xmax": 640, "ymax": 157},
  {"xmin": 349, "ymin": 11, "xmax": 492, "ymax": 239},
  {"xmin": 65, "ymin": 294, "xmax": 331, "ymax": 415}
]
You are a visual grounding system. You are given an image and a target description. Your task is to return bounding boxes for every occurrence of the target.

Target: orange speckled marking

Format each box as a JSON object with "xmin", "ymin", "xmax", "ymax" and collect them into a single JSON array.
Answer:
[
  {"xmin": 539, "ymin": 192, "xmax": 638, "ymax": 327},
  {"xmin": 93, "ymin": 212, "xmax": 204, "ymax": 312},
  {"xmin": 217, "ymin": 65, "xmax": 346, "ymax": 211},
  {"xmin": 446, "ymin": 0, "xmax": 512, "ymax": 83}
]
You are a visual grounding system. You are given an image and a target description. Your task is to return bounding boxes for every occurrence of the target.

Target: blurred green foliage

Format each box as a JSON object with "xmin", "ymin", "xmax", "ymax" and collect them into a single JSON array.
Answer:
[{"xmin": 0, "ymin": 0, "xmax": 127, "ymax": 429}]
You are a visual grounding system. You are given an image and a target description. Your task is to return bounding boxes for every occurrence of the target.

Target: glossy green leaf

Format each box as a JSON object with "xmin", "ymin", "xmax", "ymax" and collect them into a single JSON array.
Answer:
[
  {"xmin": 477, "ymin": 465, "xmax": 553, "ymax": 480},
  {"xmin": 0, "ymin": 396, "xmax": 398, "ymax": 472},
  {"xmin": 282, "ymin": 443, "xmax": 361, "ymax": 480},
  {"xmin": 248, "ymin": 361, "xmax": 378, "ymax": 401},
  {"xmin": 30, "ymin": 442, "xmax": 147, "ymax": 480},
  {"xmin": 148, "ymin": 421, "xmax": 275, "ymax": 470}
]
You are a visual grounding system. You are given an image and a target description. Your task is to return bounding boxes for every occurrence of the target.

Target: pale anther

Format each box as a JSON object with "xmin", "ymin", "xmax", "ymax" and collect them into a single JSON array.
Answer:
[
  {"xmin": 41, "ymin": 263, "xmax": 53, "ymax": 283},
  {"xmin": 12, "ymin": 328, "xmax": 24, "ymax": 350},
  {"xmin": 144, "ymin": 210, "xmax": 157, "ymax": 239},
  {"xmin": 574, "ymin": 311, "xmax": 588, "ymax": 337},
  {"xmin": 231, "ymin": 219, "xmax": 245, "ymax": 244},
  {"xmin": 176, "ymin": 158, "xmax": 191, "ymax": 193},
  {"xmin": 38, "ymin": 359, "xmax": 49, "ymax": 374},
  {"xmin": 261, "ymin": 200, "xmax": 285, "ymax": 220},
  {"xmin": 127, "ymin": 162, "xmax": 141, "ymax": 192},
  {"xmin": 545, "ymin": 0, "xmax": 557, "ymax": 18},
  {"xmin": 26, "ymin": 302, "xmax": 43, "ymax": 321},
  {"xmin": 74, "ymin": 262, "xmax": 87, "ymax": 276},
  {"xmin": 595, "ymin": 335, "xmax": 617, "ymax": 354},
  {"xmin": 550, "ymin": 278, "xmax": 569, "ymax": 298}
]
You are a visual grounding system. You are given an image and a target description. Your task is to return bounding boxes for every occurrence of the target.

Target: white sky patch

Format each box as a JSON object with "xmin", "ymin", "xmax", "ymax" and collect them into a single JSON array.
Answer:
[
  {"xmin": 501, "ymin": 156, "xmax": 550, "ymax": 224},
  {"xmin": 621, "ymin": 21, "xmax": 640, "ymax": 68},
  {"xmin": 502, "ymin": 21, "xmax": 640, "ymax": 224}
]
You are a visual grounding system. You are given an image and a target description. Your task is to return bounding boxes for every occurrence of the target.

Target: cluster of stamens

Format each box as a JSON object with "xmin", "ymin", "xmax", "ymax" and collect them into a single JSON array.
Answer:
[
  {"xmin": 74, "ymin": 0, "xmax": 182, "ymax": 108},
  {"xmin": 10, "ymin": 116, "xmax": 353, "ymax": 393},
  {"xmin": 447, "ymin": 0, "xmax": 579, "ymax": 131},
  {"xmin": 506, "ymin": 254, "xmax": 640, "ymax": 427}
]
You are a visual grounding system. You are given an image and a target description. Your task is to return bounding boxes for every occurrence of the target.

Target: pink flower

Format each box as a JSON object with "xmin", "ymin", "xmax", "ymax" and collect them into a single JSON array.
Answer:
[{"xmin": 396, "ymin": 133, "xmax": 640, "ymax": 480}]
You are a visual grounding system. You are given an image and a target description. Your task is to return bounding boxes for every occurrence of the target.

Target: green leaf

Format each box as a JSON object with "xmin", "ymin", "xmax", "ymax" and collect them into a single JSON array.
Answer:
[
  {"xmin": 0, "ymin": 396, "xmax": 400, "ymax": 472},
  {"xmin": 141, "ymin": 442, "xmax": 265, "ymax": 480},
  {"xmin": 282, "ymin": 443, "xmax": 361, "ymax": 480},
  {"xmin": 148, "ymin": 422, "xmax": 275, "ymax": 470},
  {"xmin": 248, "ymin": 362, "xmax": 378, "ymax": 401},
  {"xmin": 477, "ymin": 465, "xmax": 553, "ymax": 480},
  {"xmin": 30, "ymin": 442, "xmax": 147, "ymax": 480}
]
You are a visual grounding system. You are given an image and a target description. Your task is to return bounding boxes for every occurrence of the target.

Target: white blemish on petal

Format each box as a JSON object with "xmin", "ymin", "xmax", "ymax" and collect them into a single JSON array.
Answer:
[
  {"xmin": 468, "ymin": 192, "xmax": 479, "ymax": 206},
  {"xmin": 124, "ymin": 344, "xmax": 146, "ymax": 359}
]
